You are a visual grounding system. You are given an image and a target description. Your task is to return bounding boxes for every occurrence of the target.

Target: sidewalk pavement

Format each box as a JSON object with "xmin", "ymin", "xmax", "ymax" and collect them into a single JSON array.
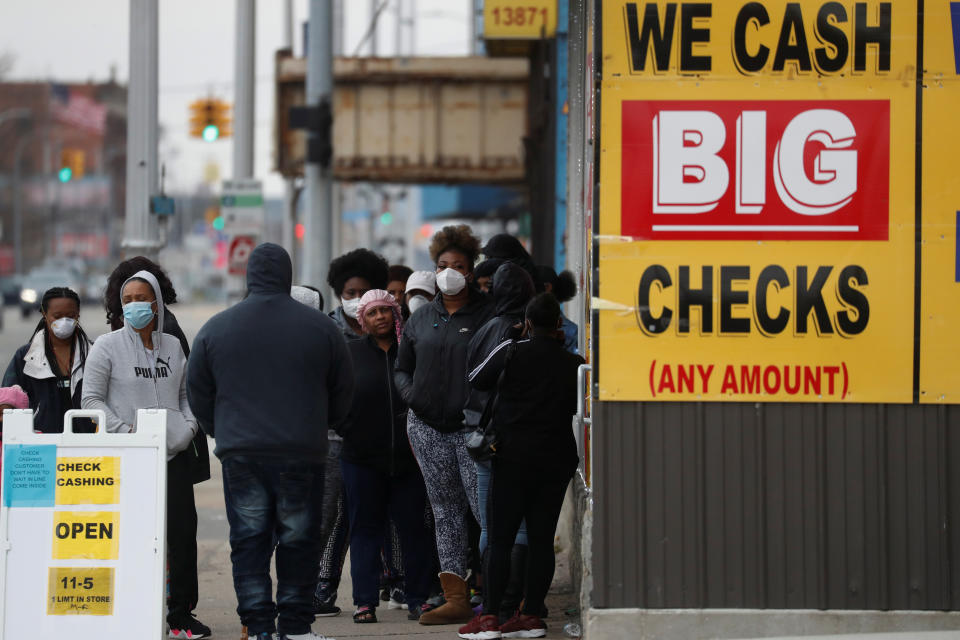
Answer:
[{"xmin": 193, "ymin": 442, "xmax": 578, "ymax": 640}]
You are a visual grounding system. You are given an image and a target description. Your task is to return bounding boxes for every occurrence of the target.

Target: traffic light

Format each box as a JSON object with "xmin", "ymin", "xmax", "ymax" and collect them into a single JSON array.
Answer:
[
  {"xmin": 58, "ymin": 149, "xmax": 85, "ymax": 183},
  {"xmin": 189, "ymin": 98, "xmax": 232, "ymax": 142}
]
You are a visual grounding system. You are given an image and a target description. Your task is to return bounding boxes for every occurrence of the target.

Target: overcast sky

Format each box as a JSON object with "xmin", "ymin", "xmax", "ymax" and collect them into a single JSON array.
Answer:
[{"xmin": 1, "ymin": 0, "xmax": 473, "ymax": 196}]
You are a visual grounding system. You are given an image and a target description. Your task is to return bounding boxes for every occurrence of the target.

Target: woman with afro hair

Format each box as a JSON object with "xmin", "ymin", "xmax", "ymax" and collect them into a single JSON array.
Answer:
[
  {"xmin": 394, "ymin": 224, "xmax": 494, "ymax": 625},
  {"xmin": 326, "ymin": 248, "xmax": 390, "ymax": 341}
]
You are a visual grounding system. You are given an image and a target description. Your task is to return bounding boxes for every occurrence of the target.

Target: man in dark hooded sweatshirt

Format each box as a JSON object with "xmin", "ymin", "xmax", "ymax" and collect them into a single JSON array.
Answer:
[{"xmin": 186, "ymin": 243, "xmax": 354, "ymax": 640}]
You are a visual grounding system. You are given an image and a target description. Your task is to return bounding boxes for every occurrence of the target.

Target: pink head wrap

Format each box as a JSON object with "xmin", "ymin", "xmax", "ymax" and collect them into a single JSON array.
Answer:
[
  {"xmin": 0, "ymin": 385, "xmax": 29, "ymax": 410},
  {"xmin": 357, "ymin": 289, "xmax": 404, "ymax": 343}
]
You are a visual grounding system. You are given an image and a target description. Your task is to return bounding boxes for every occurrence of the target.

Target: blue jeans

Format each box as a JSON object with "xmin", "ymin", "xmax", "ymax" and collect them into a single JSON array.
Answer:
[
  {"xmin": 476, "ymin": 460, "xmax": 528, "ymax": 554},
  {"xmin": 340, "ymin": 459, "xmax": 433, "ymax": 610},
  {"xmin": 222, "ymin": 456, "xmax": 325, "ymax": 636}
]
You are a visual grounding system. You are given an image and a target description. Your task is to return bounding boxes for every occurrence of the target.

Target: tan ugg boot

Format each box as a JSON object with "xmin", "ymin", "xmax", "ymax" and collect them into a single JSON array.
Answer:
[{"xmin": 418, "ymin": 572, "xmax": 474, "ymax": 625}]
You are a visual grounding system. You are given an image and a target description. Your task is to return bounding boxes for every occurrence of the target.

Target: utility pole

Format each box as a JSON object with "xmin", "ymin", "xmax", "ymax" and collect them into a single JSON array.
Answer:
[
  {"xmin": 395, "ymin": 0, "xmax": 403, "ymax": 56},
  {"xmin": 234, "ymin": 0, "xmax": 256, "ymax": 179},
  {"xmin": 301, "ymin": 0, "xmax": 334, "ymax": 297},
  {"xmin": 281, "ymin": 0, "xmax": 296, "ymax": 256},
  {"xmin": 122, "ymin": 0, "xmax": 161, "ymax": 259}
]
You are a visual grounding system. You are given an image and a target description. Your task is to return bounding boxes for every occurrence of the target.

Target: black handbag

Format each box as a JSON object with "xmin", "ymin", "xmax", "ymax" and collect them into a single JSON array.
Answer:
[{"xmin": 465, "ymin": 344, "xmax": 516, "ymax": 462}]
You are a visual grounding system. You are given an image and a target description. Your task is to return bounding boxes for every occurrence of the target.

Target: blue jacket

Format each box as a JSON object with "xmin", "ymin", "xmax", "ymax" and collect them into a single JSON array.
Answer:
[{"xmin": 186, "ymin": 243, "xmax": 355, "ymax": 462}]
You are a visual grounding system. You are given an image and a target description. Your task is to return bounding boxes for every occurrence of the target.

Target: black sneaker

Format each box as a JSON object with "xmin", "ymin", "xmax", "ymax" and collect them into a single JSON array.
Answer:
[
  {"xmin": 312, "ymin": 595, "xmax": 341, "ymax": 617},
  {"xmin": 388, "ymin": 586, "xmax": 407, "ymax": 610},
  {"xmin": 407, "ymin": 603, "xmax": 424, "ymax": 621},
  {"xmin": 168, "ymin": 613, "xmax": 211, "ymax": 639}
]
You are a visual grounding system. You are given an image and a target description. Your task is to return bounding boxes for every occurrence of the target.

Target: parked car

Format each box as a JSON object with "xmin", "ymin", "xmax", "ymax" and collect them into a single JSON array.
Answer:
[
  {"xmin": 19, "ymin": 269, "xmax": 83, "ymax": 319},
  {"xmin": 0, "ymin": 274, "xmax": 23, "ymax": 306}
]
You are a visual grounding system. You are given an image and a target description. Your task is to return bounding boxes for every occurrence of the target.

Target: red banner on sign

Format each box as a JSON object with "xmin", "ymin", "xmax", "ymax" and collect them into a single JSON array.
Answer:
[{"xmin": 621, "ymin": 100, "xmax": 890, "ymax": 241}]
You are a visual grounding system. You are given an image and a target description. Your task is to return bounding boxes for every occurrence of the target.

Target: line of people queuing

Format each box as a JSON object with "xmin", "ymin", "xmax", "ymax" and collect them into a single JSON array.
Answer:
[{"xmin": 0, "ymin": 224, "xmax": 583, "ymax": 640}]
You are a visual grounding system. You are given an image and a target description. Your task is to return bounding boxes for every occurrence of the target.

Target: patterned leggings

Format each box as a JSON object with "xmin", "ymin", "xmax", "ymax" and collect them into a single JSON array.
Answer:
[{"xmin": 407, "ymin": 411, "xmax": 479, "ymax": 579}]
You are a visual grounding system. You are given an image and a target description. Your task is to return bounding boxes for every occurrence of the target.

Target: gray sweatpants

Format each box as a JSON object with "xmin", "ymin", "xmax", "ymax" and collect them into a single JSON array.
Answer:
[{"xmin": 406, "ymin": 411, "xmax": 479, "ymax": 579}]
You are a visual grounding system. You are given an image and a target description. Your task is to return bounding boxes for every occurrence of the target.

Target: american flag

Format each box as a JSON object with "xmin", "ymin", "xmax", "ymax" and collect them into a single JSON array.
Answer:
[{"xmin": 49, "ymin": 84, "xmax": 107, "ymax": 135}]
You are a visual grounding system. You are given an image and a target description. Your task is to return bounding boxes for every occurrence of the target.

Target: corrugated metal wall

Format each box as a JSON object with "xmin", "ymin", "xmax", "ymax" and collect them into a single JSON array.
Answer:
[{"xmin": 592, "ymin": 401, "xmax": 960, "ymax": 610}]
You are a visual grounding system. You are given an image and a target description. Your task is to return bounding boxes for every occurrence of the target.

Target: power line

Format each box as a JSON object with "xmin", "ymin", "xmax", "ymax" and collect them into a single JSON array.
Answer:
[{"xmin": 353, "ymin": 0, "xmax": 392, "ymax": 56}]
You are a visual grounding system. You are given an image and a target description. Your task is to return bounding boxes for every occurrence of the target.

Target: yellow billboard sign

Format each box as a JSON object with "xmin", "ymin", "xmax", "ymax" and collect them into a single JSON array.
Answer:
[
  {"xmin": 919, "ymin": 4, "xmax": 960, "ymax": 403},
  {"xmin": 484, "ymin": 0, "xmax": 557, "ymax": 39},
  {"xmin": 55, "ymin": 457, "xmax": 120, "ymax": 505},
  {"xmin": 597, "ymin": 1, "xmax": 921, "ymax": 402}
]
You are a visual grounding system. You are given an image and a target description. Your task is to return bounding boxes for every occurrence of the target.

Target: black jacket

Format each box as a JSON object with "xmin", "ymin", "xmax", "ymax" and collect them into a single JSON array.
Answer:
[
  {"xmin": 186, "ymin": 243, "xmax": 355, "ymax": 462},
  {"xmin": 164, "ymin": 309, "xmax": 211, "ymax": 484},
  {"xmin": 337, "ymin": 335, "xmax": 416, "ymax": 475},
  {"xmin": 395, "ymin": 287, "xmax": 494, "ymax": 432},
  {"xmin": 464, "ymin": 263, "xmax": 534, "ymax": 427},
  {"xmin": 468, "ymin": 335, "xmax": 585, "ymax": 474},
  {"xmin": 110, "ymin": 306, "xmax": 210, "ymax": 482},
  {"xmin": 2, "ymin": 331, "xmax": 90, "ymax": 434}
]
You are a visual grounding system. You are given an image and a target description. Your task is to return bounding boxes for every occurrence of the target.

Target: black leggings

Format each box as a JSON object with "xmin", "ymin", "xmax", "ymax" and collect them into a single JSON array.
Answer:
[
  {"xmin": 482, "ymin": 461, "xmax": 570, "ymax": 617},
  {"xmin": 167, "ymin": 448, "xmax": 199, "ymax": 621}
]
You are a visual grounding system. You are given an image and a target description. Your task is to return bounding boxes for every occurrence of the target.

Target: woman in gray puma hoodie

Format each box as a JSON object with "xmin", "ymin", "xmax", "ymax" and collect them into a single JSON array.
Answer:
[
  {"xmin": 82, "ymin": 269, "xmax": 209, "ymax": 638},
  {"xmin": 82, "ymin": 269, "xmax": 197, "ymax": 451}
]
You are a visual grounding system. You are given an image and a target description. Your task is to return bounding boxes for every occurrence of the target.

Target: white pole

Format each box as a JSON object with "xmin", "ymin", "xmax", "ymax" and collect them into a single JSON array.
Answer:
[
  {"xmin": 122, "ymin": 0, "xmax": 160, "ymax": 258},
  {"xmin": 233, "ymin": 0, "xmax": 256, "ymax": 179},
  {"xmin": 301, "ymin": 0, "xmax": 334, "ymax": 299}
]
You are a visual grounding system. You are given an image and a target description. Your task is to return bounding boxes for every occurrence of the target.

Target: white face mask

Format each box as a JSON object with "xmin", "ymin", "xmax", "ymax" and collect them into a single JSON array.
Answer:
[
  {"xmin": 407, "ymin": 295, "xmax": 429, "ymax": 314},
  {"xmin": 341, "ymin": 297, "xmax": 361, "ymax": 320},
  {"xmin": 436, "ymin": 268, "xmax": 467, "ymax": 296},
  {"xmin": 50, "ymin": 317, "xmax": 77, "ymax": 340}
]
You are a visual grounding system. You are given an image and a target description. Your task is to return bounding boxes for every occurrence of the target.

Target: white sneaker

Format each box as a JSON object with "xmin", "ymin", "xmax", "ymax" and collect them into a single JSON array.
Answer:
[{"xmin": 282, "ymin": 633, "xmax": 335, "ymax": 640}]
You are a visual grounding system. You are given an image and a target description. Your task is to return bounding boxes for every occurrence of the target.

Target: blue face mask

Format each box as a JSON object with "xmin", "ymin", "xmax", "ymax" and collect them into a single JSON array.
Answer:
[{"xmin": 123, "ymin": 301, "xmax": 156, "ymax": 330}]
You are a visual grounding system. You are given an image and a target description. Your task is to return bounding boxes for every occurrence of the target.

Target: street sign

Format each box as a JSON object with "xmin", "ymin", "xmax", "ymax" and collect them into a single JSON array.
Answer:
[
  {"xmin": 228, "ymin": 235, "xmax": 256, "ymax": 276},
  {"xmin": 0, "ymin": 409, "xmax": 167, "ymax": 639},
  {"xmin": 220, "ymin": 179, "xmax": 264, "ymax": 234}
]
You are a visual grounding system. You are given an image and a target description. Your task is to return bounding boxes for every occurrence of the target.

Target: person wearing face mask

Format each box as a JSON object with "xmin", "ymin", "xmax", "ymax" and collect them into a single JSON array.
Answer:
[
  {"xmin": 82, "ymin": 271, "xmax": 210, "ymax": 640},
  {"xmin": 103, "ymin": 256, "xmax": 211, "ymax": 486},
  {"xmin": 3, "ymin": 287, "xmax": 94, "ymax": 434},
  {"xmin": 404, "ymin": 271, "xmax": 436, "ymax": 317},
  {"xmin": 327, "ymin": 249, "xmax": 390, "ymax": 341},
  {"xmin": 394, "ymin": 224, "xmax": 494, "ymax": 625}
]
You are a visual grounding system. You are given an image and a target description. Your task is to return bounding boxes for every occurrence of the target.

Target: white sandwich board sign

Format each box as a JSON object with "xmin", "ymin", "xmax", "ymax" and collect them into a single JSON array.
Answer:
[{"xmin": 0, "ymin": 409, "xmax": 167, "ymax": 639}]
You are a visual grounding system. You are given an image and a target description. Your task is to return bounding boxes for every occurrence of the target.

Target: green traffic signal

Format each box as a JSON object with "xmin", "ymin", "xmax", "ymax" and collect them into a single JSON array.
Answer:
[
  {"xmin": 212, "ymin": 216, "xmax": 225, "ymax": 231},
  {"xmin": 202, "ymin": 124, "xmax": 220, "ymax": 142},
  {"xmin": 380, "ymin": 212, "xmax": 393, "ymax": 225},
  {"xmin": 58, "ymin": 167, "xmax": 72, "ymax": 183}
]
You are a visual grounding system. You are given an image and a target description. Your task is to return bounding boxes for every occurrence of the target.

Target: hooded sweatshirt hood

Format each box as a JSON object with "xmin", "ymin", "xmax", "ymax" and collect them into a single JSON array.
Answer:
[
  {"xmin": 492, "ymin": 262, "xmax": 535, "ymax": 317},
  {"xmin": 121, "ymin": 270, "xmax": 165, "ymax": 339},
  {"xmin": 247, "ymin": 243, "xmax": 293, "ymax": 295}
]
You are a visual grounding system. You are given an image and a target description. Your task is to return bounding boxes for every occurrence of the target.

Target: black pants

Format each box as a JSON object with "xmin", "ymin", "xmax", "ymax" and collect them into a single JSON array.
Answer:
[
  {"xmin": 167, "ymin": 449, "xmax": 200, "ymax": 621},
  {"xmin": 340, "ymin": 459, "xmax": 433, "ymax": 610},
  {"xmin": 483, "ymin": 460, "xmax": 571, "ymax": 618}
]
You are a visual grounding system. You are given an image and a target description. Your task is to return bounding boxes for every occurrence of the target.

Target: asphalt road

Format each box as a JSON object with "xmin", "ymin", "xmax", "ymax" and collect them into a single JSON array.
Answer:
[{"xmin": 1, "ymin": 303, "xmax": 577, "ymax": 639}]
